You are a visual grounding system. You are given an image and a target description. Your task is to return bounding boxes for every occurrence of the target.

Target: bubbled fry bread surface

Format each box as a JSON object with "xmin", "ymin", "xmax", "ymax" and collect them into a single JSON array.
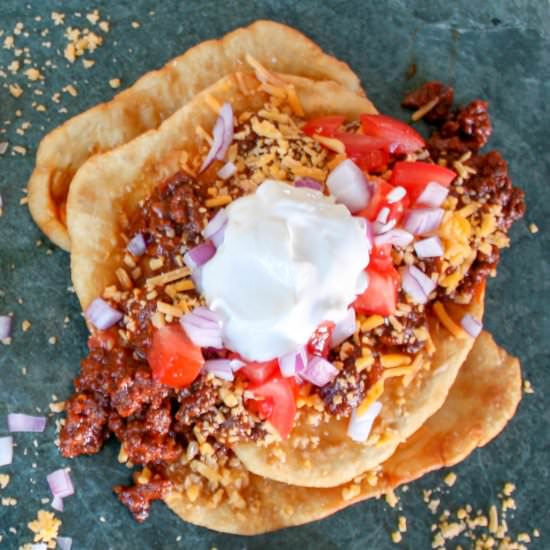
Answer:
[
  {"xmin": 164, "ymin": 331, "xmax": 521, "ymax": 534},
  {"xmin": 28, "ymin": 20, "xmax": 364, "ymax": 251}
]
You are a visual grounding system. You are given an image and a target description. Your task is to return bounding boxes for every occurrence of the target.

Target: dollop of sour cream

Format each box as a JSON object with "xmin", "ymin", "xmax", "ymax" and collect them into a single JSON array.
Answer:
[{"xmin": 200, "ymin": 180, "xmax": 370, "ymax": 361}]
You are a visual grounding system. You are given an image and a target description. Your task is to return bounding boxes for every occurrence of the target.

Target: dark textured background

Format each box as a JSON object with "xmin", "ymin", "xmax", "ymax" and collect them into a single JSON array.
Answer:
[{"xmin": 0, "ymin": 1, "xmax": 548, "ymax": 548}]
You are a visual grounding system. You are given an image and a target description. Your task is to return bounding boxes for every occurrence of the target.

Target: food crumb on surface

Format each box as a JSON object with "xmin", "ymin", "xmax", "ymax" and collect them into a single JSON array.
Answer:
[
  {"xmin": 444, "ymin": 472, "xmax": 457, "ymax": 487},
  {"xmin": 48, "ymin": 336, "xmax": 58, "ymax": 345},
  {"xmin": 131, "ymin": 21, "xmax": 141, "ymax": 28},
  {"xmin": 109, "ymin": 78, "xmax": 121, "ymax": 89},
  {"xmin": 528, "ymin": 223, "xmax": 539, "ymax": 234},
  {"xmin": 22, "ymin": 320, "xmax": 31, "ymax": 332},
  {"xmin": 0, "ymin": 474, "xmax": 10, "ymax": 489},
  {"xmin": 523, "ymin": 380, "xmax": 534, "ymax": 394},
  {"xmin": 391, "ymin": 530, "xmax": 402, "ymax": 543},
  {"xmin": 385, "ymin": 488, "xmax": 399, "ymax": 508},
  {"xmin": 27, "ymin": 510, "xmax": 61, "ymax": 547},
  {"xmin": 62, "ymin": 84, "xmax": 78, "ymax": 97}
]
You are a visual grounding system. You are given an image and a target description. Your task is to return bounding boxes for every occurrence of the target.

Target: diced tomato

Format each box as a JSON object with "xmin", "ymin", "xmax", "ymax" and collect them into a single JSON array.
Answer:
[
  {"xmin": 354, "ymin": 148, "xmax": 390, "ymax": 173},
  {"xmin": 307, "ymin": 321, "xmax": 335, "ymax": 358},
  {"xmin": 239, "ymin": 359, "xmax": 278, "ymax": 385},
  {"xmin": 390, "ymin": 161, "xmax": 456, "ymax": 204},
  {"xmin": 369, "ymin": 243, "xmax": 393, "ymax": 272},
  {"xmin": 360, "ymin": 114, "xmax": 425, "ymax": 154},
  {"xmin": 357, "ymin": 178, "xmax": 409, "ymax": 224},
  {"xmin": 354, "ymin": 266, "xmax": 400, "ymax": 317},
  {"xmin": 246, "ymin": 373, "xmax": 297, "ymax": 438},
  {"xmin": 147, "ymin": 324, "xmax": 204, "ymax": 389},
  {"xmin": 302, "ymin": 116, "xmax": 345, "ymax": 137}
]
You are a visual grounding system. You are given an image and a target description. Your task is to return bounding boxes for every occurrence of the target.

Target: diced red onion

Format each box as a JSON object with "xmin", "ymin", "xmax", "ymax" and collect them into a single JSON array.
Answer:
[
  {"xmin": 416, "ymin": 181, "xmax": 449, "ymax": 207},
  {"xmin": 127, "ymin": 233, "xmax": 146, "ymax": 256},
  {"xmin": 300, "ymin": 356, "xmax": 338, "ymax": 387},
  {"xmin": 400, "ymin": 265, "xmax": 436, "ymax": 304},
  {"xmin": 0, "ymin": 315, "xmax": 11, "ymax": 340},
  {"xmin": 0, "ymin": 436, "xmax": 13, "ymax": 466},
  {"xmin": 0, "ymin": 194, "xmax": 3, "ymax": 210},
  {"xmin": 326, "ymin": 159, "xmax": 370, "ymax": 213},
  {"xmin": 400, "ymin": 267, "xmax": 428, "ymax": 304},
  {"xmin": 203, "ymin": 359, "xmax": 239, "ymax": 381},
  {"xmin": 354, "ymin": 217, "xmax": 373, "ymax": 252},
  {"xmin": 376, "ymin": 207, "xmax": 390, "ymax": 224},
  {"xmin": 386, "ymin": 186, "xmax": 407, "ymax": 204},
  {"xmin": 0, "ymin": 142, "xmax": 7, "ymax": 155},
  {"xmin": 57, "ymin": 537, "xmax": 73, "ymax": 550},
  {"xmin": 7, "ymin": 413, "xmax": 46, "ymax": 433},
  {"xmin": 183, "ymin": 241, "xmax": 216, "ymax": 270},
  {"xmin": 200, "ymin": 102, "xmax": 234, "ymax": 172},
  {"xmin": 295, "ymin": 178, "xmax": 322, "ymax": 191},
  {"xmin": 414, "ymin": 236, "xmax": 444, "ymax": 258},
  {"xmin": 203, "ymin": 210, "xmax": 228, "ymax": 249},
  {"xmin": 279, "ymin": 346, "xmax": 307, "ymax": 378},
  {"xmin": 47, "ymin": 468, "xmax": 74, "ymax": 499},
  {"xmin": 31, "ymin": 545, "xmax": 48, "ymax": 550},
  {"xmin": 330, "ymin": 309, "xmax": 356, "ymax": 348},
  {"xmin": 217, "ymin": 161, "xmax": 236, "ymax": 180},
  {"xmin": 181, "ymin": 307, "xmax": 223, "ymax": 349},
  {"xmin": 374, "ymin": 218, "xmax": 397, "ymax": 235},
  {"xmin": 51, "ymin": 495, "xmax": 64, "ymax": 512},
  {"xmin": 403, "ymin": 208, "xmax": 444, "ymax": 236},
  {"xmin": 374, "ymin": 228, "xmax": 414, "ymax": 249},
  {"xmin": 347, "ymin": 401, "xmax": 382, "ymax": 442},
  {"xmin": 461, "ymin": 314, "xmax": 483, "ymax": 338},
  {"xmin": 85, "ymin": 298, "xmax": 123, "ymax": 330}
]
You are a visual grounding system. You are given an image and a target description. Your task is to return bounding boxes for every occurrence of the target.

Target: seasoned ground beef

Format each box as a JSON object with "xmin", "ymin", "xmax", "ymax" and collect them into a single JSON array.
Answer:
[
  {"xmin": 114, "ymin": 473, "xmax": 172, "ymax": 523},
  {"xmin": 319, "ymin": 357, "xmax": 382, "ymax": 416},
  {"xmin": 402, "ymin": 81, "xmax": 454, "ymax": 124},
  {"xmin": 427, "ymin": 100, "xmax": 492, "ymax": 158},
  {"xmin": 127, "ymin": 172, "xmax": 205, "ymax": 269},
  {"xmin": 462, "ymin": 151, "xmax": 526, "ymax": 230}
]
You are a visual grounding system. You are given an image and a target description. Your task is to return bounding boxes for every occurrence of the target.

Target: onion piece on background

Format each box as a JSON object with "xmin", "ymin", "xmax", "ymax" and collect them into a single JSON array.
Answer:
[
  {"xmin": 0, "ymin": 315, "xmax": 12, "ymax": 340},
  {"xmin": 200, "ymin": 102, "xmax": 234, "ymax": 172},
  {"xmin": 7, "ymin": 414, "xmax": 46, "ymax": 433},
  {"xmin": 217, "ymin": 161, "xmax": 236, "ymax": 180},
  {"xmin": 0, "ymin": 436, "xmax": 13, "ymax": 466},
  {"xmin": 374, "ymin": 228, "xmax": 414, "ymax": 248},
  {"xmin": 47, "ymin": 468, "xmax": 74, "ymax": 499}
]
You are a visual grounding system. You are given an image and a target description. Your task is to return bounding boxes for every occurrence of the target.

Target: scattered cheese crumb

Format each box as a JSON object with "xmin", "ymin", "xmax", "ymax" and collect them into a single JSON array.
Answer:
[
  {"xmin": 131, "ymin": 21, "xmax": 141, "ymax": 28},
  {"xmin": 62, "ymin": 84, "xmax": 78, "ymax": 97},
  {"xmin": 528, "ymin": 223, "xmax": 539, "ymax": 234},
  {"xmin": 27, "ymin": 510, "xmax": 61, "ymax": 546},
  {"xmin": 9, "ymin": 83, "xmax": 23, "ymax": 98},
  {"xmin": 444, "ymin": 472, "xmax": 457, "ymax": 487},
  {"xmin": 391, "ymin": 531, "xmax": 402, "ymax": 543},
  {"xmin": 523, "ymin": 380, "xmax": 534, "ymax": 394},
  {"xmin": 385, "ymin": 488, "xmax": 399, "ymax": 508},
  {"xmin": 48, "ymin": 336, "xmax": 58, "ymax": 345},
  {"xmin": 398, "ymin": 515, "xmax": 407, "ymax": 533},
  {"xmin": 109, "ymin": 78, "xmax": 121, "ymax": 89},
  {"xmin": 51, "ymin": 12, "xmax": 65, "ymax": 26},
  {"xmin": 22, "ymin": 320, "xmax": 31, "ymax": 332},
  {"xmin": 0, "ymin": 474, "xmax": 10, "ymax": 489}
]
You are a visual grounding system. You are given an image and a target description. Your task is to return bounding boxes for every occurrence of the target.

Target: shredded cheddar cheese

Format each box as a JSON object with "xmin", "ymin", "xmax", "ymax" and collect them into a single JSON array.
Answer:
[
  {"xmin": 312, "ymin": 134, "xmax": 346, "ymax": 154},
  {"xmin": 362, "ymin": 314, "xmax": 385, "ymax": 331},
  {"xmin": 381, "ymin": 353, "xmax": 412, "ymax": 368},
  {"xmin": 433, "ymin": 301, "xmax": 468, "ymax": 339},
  {"xmin": 357, "ymin": 379, "xmax": 384, "ymax": 416},
  {"xmin": 205, "ymin": 195, "xmax": 232, "ymax": 208}
]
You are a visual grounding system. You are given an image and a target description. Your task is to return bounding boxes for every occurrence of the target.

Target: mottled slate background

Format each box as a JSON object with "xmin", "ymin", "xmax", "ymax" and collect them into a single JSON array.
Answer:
[{"xmin": 0, "ymin": 1, "xmax": 548, "ymax": 548}]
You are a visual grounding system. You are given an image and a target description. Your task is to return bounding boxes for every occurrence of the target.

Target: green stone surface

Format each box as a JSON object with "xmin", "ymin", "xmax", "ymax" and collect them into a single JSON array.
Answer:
[{"xmin": 0, "ymin": 1, "xmax": 548, "ymax": 548}]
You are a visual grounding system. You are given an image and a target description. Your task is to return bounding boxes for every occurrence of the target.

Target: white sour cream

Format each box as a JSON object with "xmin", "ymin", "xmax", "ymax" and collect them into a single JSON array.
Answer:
[{"xmin": 200, "ymin": 180, "xmax": 370, "ymax": 361}]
